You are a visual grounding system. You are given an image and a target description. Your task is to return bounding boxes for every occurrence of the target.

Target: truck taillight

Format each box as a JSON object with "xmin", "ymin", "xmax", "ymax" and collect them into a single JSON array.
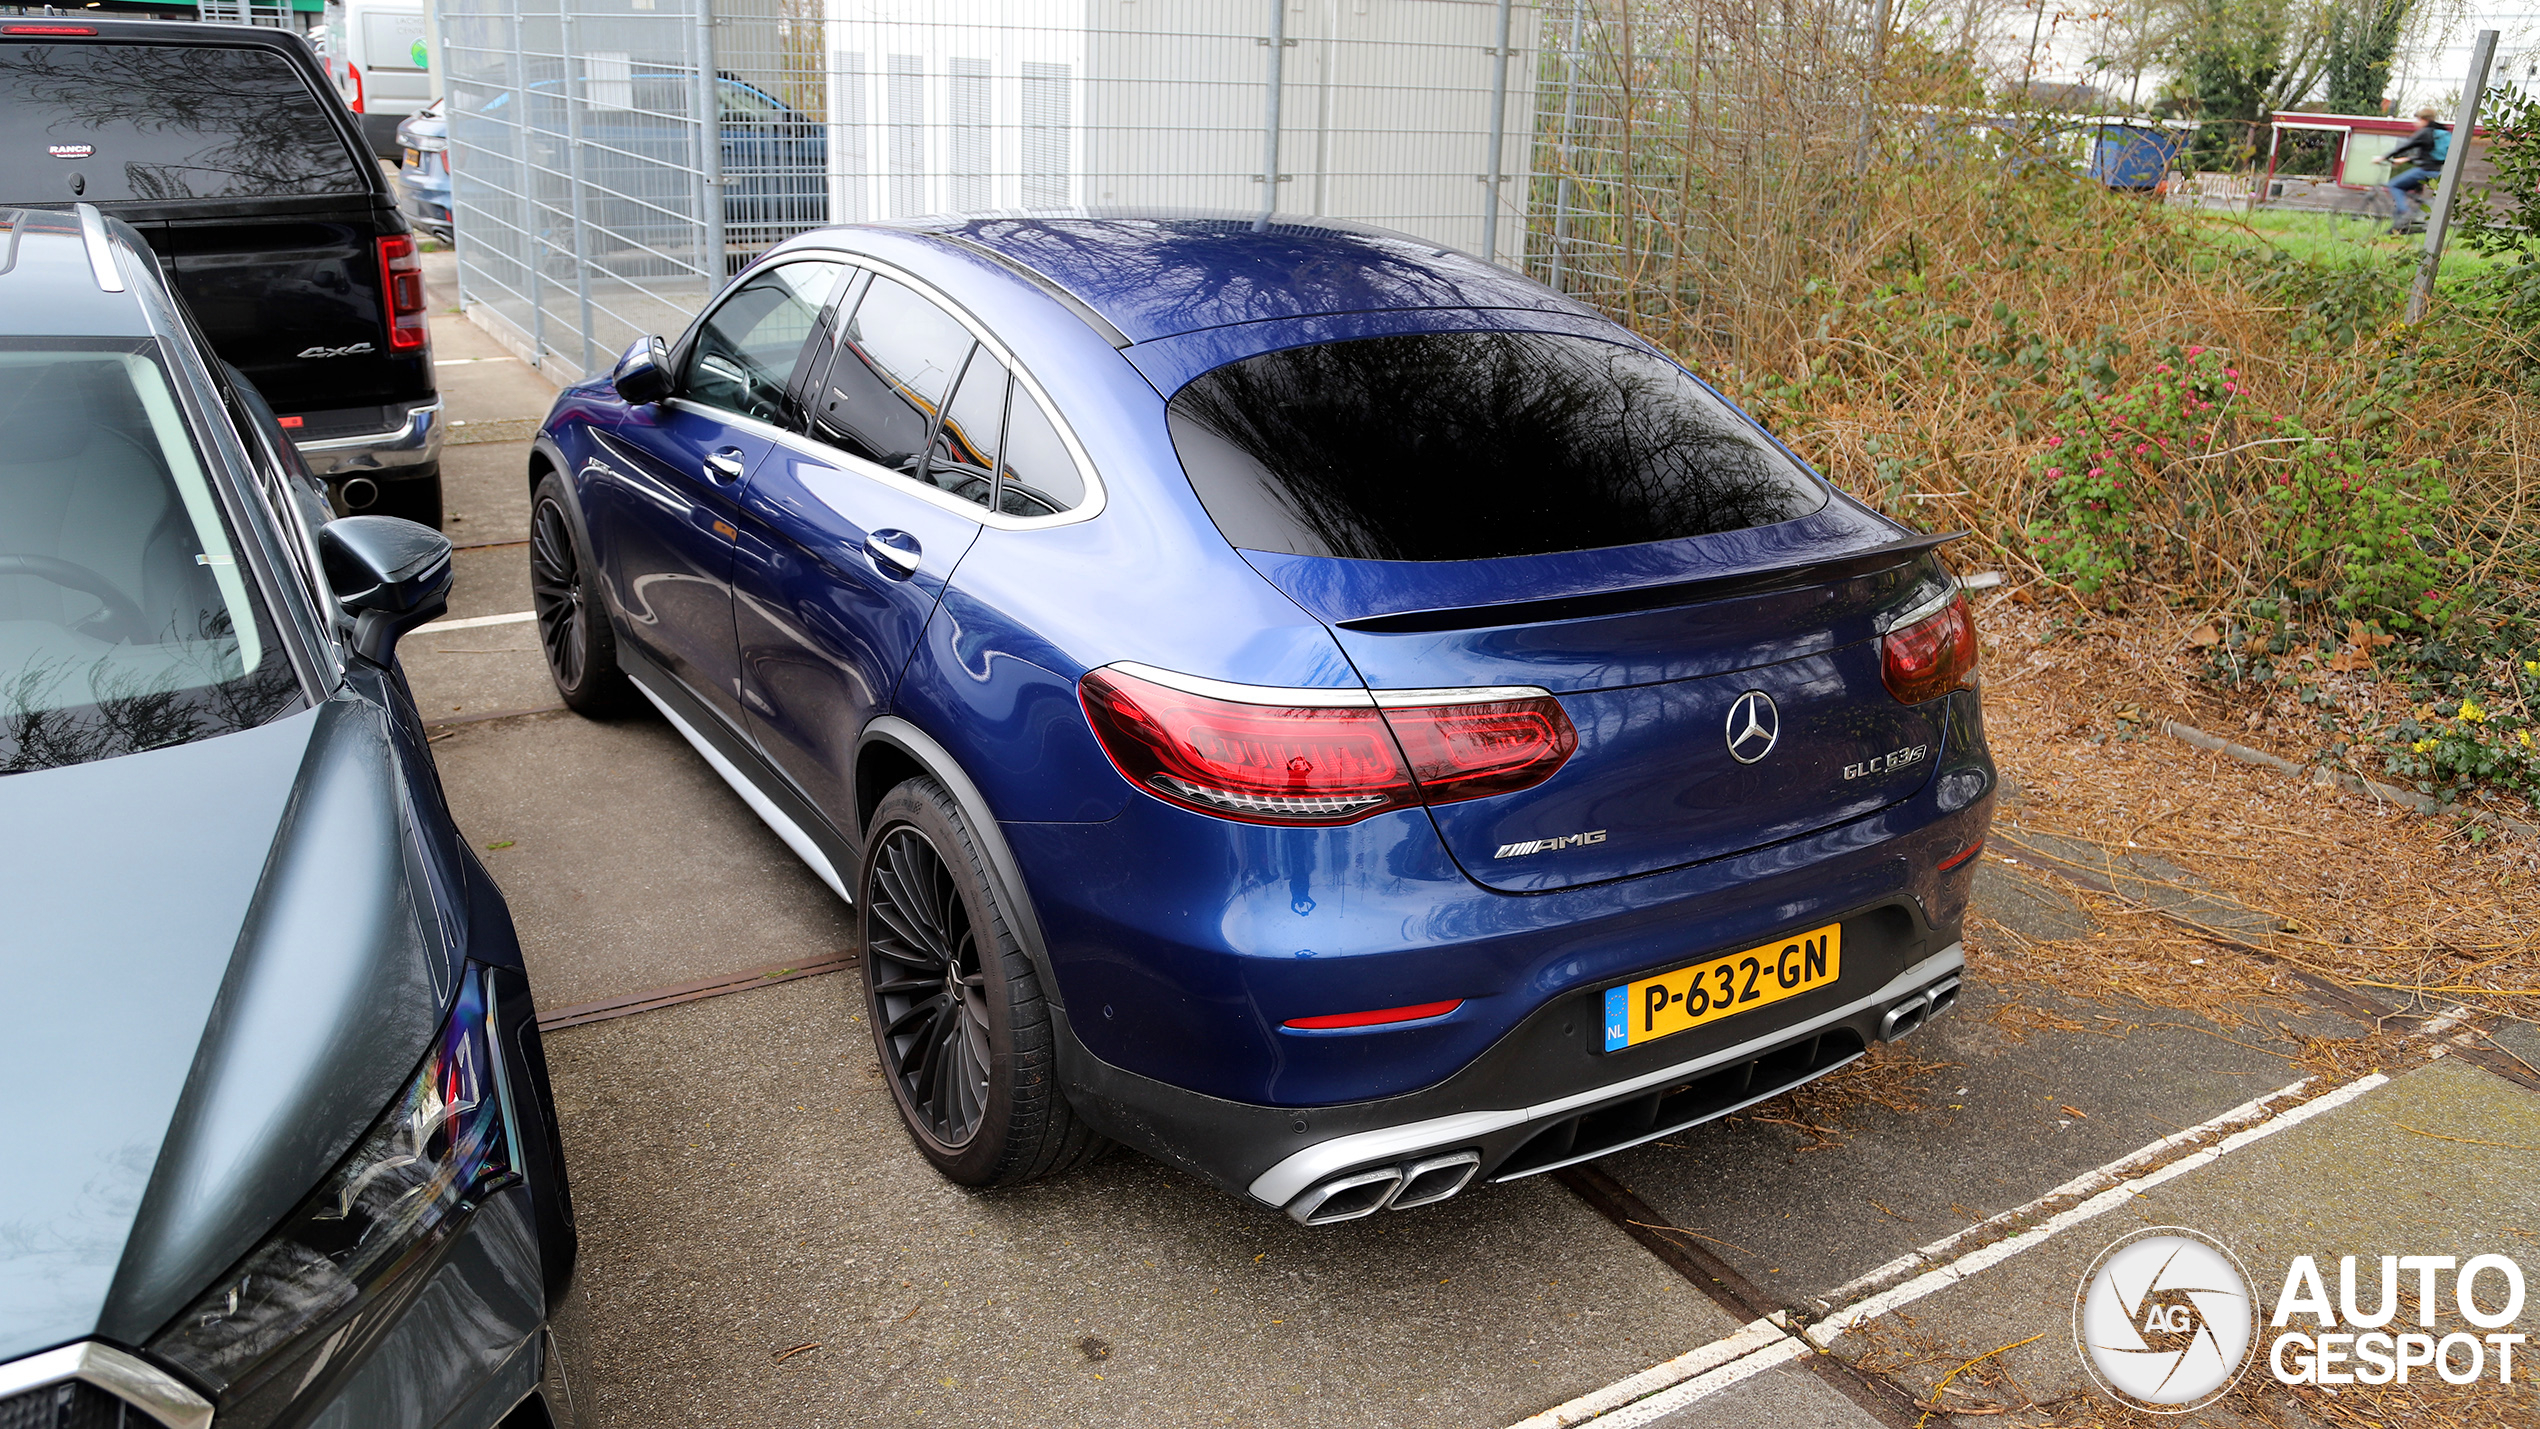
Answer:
[
  {"xmin": 342, "ymin": 61, "xmax": 365, "ymax": 113},
  {"xmin": 1078, "ymin": 666, "xmax": 1576, "ymax": 826},
  {"xmin": 377, "ymin": 235, "xmax": 427, "ymax": 351},
  {"xmin": 1881, "ymin": 591, "xmax": 1979, "ymax": 704}
]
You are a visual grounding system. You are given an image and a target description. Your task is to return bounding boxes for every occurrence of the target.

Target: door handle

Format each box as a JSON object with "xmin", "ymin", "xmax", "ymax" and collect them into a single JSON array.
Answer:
[
  {"xmin": 702, "ymin": 447, "xmax": 746, "ymax": 484},
  {"xmin": 864, "ymin": 529, "xmax": 921, "ymax": 579}
]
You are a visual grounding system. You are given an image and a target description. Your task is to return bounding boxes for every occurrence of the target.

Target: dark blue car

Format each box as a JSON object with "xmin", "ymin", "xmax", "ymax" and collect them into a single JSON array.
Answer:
[{"xmin": 527, "ymin": 213, "xmax": 1995, "ymax": 1225}]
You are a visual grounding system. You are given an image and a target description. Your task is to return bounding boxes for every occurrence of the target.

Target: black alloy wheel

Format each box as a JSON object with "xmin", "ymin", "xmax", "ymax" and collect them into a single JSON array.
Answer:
[
  {"xmin": 856, "ymin": 777, "xmax": 1108, "ymax": 1187},
  {"xmin": 865, "ymin": 825, "xmax": 994, "ymax": 1148},
  {"xmin": 529, "ymin": 472, "xmax": 635, "ymax": 715}
]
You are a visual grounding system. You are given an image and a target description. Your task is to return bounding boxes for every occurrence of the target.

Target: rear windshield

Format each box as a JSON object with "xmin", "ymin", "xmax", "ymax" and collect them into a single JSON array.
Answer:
[
  {"xmin": 1166, "ymin": 331, "xmax": 1828, "ymax": 563},
  {"xmin": 0, "ymin": 340, "xmax": 301, "ymax": 776},
  {"xmin": 0, "ymin": 41, "xmax": 367, "ymax": 203}
]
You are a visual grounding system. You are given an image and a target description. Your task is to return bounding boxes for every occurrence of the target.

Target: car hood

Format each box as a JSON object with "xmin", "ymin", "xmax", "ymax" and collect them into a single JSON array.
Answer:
[{"xmin": 0, "ymin": 696, "xmax": 441, "ymax": 1362}]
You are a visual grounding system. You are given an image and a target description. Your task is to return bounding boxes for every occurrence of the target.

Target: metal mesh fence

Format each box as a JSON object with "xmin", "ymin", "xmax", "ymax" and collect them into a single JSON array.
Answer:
[{"xmin": 442, "ymin": 0, "xmax": 1559, "ymax": 382}]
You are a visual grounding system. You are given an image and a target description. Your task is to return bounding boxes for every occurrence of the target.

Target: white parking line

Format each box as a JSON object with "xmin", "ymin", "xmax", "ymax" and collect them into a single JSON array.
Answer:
[
  {"xmin": 416, "ymin": 609, "xmax": 535, "ymax": 632},
  {"xmin": 1808, "ymin": 1071, "xmax": 2387, "ymax": 1343},
  {"xmin": 1506, "ymin": 1069, "xmax": 2393, "ymax": 1427}
]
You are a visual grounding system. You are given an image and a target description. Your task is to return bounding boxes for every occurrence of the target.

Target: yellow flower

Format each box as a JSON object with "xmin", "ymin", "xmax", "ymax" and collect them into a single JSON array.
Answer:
[
  {"xmin": 2411, "ymin": 738, "xmax": 2439, "ymax": 752},
  {"xmin": 2521, "ymin": 729, "xmax": 2536, "ymax": 749},
  {"xmin": 2527, "ymin": 661, "xmax": 2540, "ymax": 677},
  {"xmin": 2457, "ymin": 698, "xmax": 2486, "ymax": 722}
]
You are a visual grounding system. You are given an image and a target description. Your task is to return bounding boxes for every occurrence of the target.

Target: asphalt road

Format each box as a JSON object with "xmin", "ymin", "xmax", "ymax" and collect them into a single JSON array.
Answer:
[{"xmin": 407, "ymin": 259, "xmax": 2540, "ymax": 1427}]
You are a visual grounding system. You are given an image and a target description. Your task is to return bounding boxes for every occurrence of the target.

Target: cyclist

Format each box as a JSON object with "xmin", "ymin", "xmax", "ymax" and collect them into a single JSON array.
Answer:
[{"xmin": 2385, "ymin": 106, "xmax": 2450, "ymax": 234}]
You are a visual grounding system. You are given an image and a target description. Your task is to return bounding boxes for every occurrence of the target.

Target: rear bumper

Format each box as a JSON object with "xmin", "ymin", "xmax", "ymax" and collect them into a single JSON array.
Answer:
[
  {"xmin": 1057, "ymin": 939, "xmax": 1965, "ymax": 1222},
  {"xmin": 295, "ymin": 399, "xmax": 443, "ymax": 478}
]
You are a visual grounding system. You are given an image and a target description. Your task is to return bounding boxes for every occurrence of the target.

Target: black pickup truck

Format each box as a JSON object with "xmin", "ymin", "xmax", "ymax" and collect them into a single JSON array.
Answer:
[{"xmin": 0, "ymin": 19, "xmax": 443, "ymax": 526}]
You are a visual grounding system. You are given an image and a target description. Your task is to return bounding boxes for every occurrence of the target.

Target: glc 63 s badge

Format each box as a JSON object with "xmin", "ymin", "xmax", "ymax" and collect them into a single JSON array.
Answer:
[{"xmin": 1845, "ymin": 744, "xmax": 1929, "ymax": 780}]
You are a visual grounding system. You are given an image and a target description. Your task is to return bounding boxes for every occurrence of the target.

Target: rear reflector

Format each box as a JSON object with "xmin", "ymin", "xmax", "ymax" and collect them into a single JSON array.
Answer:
[
  {"xmin": 1881, "ymin": 591, "xmax": 1978, "ymax": 704},
  {"xmin": 1285, "ymin": 999, "xmax": 1464, "ymax": 1030},
  {"xmin": 4, "ymin": 24, "xmax": 98, "ymax": 32},
  {"xmin": 1078, "ymin": 667, "xmax": 1576, "ymax": 825},
  {"xmin": 276, "ymin": 415, "xmax": 304, "ymax": 429},
  {"xmin": 377, "ymin": 235, "xmax": 427, "ymax": 351},
  {"xmin": 1937, "ymin": 839, "xmax": 1984, "ymax": 872}
]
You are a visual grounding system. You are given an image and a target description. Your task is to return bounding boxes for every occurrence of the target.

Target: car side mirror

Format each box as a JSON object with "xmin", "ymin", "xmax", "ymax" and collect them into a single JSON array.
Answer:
[
  {"xmin": 319, "ymin": 515, "xmax": 453, "ymax": 666},
  {"xmin": 612, "ymin": 335, "xmax": 674, "ymax": 405}
]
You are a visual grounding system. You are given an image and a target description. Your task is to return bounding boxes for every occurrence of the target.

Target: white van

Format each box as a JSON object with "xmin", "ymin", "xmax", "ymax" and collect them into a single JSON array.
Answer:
[{"xmin": 321, "ymin": 0, "xmax": 430, "ymax": 159}]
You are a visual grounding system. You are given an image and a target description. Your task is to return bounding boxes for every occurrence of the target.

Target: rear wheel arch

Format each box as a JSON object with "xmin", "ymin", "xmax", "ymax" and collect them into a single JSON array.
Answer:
[{"xmin": 853, "ymin": 716, "xmax": 1059, "ymax": 1009}]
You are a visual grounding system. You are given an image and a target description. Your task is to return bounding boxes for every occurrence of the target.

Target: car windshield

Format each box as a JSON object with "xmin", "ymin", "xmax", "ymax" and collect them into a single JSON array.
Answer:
[
  {"xmin": 0, "ymin": 340, "xmax": 300, "ymax": 775},
  {"xmin": 0, "ymin": 41, "xmax": 367, "ymax": 202},
  {"xmin": 1166, "ymin": 330, "xmax": 1829, "ymax": 563}
]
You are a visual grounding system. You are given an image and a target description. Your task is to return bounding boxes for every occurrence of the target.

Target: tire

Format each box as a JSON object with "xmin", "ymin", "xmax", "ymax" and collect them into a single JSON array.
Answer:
[
  {"xmin": 859, "ymin": 776, "xmax": 1107, "ymax": 1187},
  {"xmin": 370, "ymin": 470, "xmax": 444, "ymax": 530},
  {"xmin": 529, "ymin": 471, "xmax": 638, "ymax": 716}
]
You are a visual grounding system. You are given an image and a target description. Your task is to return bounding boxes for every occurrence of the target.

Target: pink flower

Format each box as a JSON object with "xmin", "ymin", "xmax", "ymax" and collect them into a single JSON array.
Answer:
[
  {"xmin": 2187, "ymin": 345, "xmax": 2206, "ymax": 356},
  {"xmin": 2134, "ymin": 443, "xmax": 2151, "ymax": 455},
  {"xmin": 2046, "ymin": 467, "xmax": 2063, "ymax": 478},
  {"xmin": 2048, "ymin": 436, "xmax": 2064, "ymax": 447},
  {"xmin": 2154, "ymin": 363, "xmax": 2172, "ymax": 373},
  {"xmin": 2223, "ymin": 382, "xmax": 2238, "ymax": 394},
  {"xmin": 2199, "ymin": 401, "xmax": 2214, "ymax": 410},
  {"xmin": 2224, "ymin": 367, "xmax": 2240, "ymax": 378},
  {"xmin": 2088, "ymin": 467, "xmax": 2105, "ymax": 477}
]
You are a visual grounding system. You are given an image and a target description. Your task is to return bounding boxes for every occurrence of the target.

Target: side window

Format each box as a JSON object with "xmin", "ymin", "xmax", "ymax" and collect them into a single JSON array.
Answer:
[
  {"xmin": 919, "ymin": 348, "xmax": 1008, "ymax": 509},
  {"xmin": 809, "ymin": 274, "xmax": 974, "ymax": 475},
  {"xmin": 995, "ymin": 387, "xmax": 1088, "ymax": 518},
  {"xmin": 682, "ymin": 261, "xmax": 843, "ymax": 425}
]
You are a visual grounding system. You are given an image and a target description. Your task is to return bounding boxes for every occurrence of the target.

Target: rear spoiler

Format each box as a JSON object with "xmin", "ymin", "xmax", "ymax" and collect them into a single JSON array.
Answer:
[{"xmin": 1335, "ymin": 530, "xmax": 1967, "ymax": 636}]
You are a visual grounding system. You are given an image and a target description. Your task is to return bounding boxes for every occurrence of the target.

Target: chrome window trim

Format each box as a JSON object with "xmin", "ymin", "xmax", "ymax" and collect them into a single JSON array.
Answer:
[
  {"xmin": 0, "ymin": 1341, "xmax": 214, "ymax": 1429},
  {"xmin": 749, "ymin": 247, "xmax": 1109, "ymax": 531},
  {"xmin": 1245, "ymin": 944, "xmax": 1966, "ymax": 1208},
  {"xmin": 1103, "ymin": 661, "xmax": 1556, "ymax": 711}
]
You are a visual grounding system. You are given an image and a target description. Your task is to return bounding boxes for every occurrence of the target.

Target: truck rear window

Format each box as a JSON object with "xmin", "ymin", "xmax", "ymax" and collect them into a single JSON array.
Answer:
[
  {"xmin": 1165, "ymin": 331, "xmax": 1828, "ymax": 563},
  {"xmin": 0, "ymin": 41, "xmax": 367, "ymax": 202}
]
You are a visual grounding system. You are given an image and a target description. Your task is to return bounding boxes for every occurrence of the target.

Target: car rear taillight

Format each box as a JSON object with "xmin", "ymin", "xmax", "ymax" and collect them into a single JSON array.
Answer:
[
  {"xmin": 377, "ymin": 235, "xmax": 427, "ymax": 351},
  {"xmin": 4, "ymin": 23, "xmax": 99, "ymax": 33},
  {"xmin": 1077, "ymin": 667, "xmax": 1577, "ymax": 825},
  {"xmin": 1881, "ymin": 591, "xmax": 1979, "ymax": 704},
  {"xmin": 342, "ymin": 61, "xmax": 365, "ymax": 112}
]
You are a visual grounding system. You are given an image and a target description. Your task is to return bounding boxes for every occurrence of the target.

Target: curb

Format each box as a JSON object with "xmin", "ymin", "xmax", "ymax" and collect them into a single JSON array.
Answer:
[{"xmin": 2160, "ymin": 719, "xmax": 2537, "ymax": 841}]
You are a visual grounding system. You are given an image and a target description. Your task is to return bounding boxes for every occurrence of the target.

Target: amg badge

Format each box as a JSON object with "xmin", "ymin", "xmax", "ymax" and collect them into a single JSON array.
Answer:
[
  {"xmin": 1495, "ymin": 830, "xmax": 1607, "ymax": 859},
  {"xmin": 1844, "ymin": 744, "xmax": 1929, "ymax": 780},
  {"xmin": 298, "ymin": 342, "xmax": 376, "ymax": 359}
]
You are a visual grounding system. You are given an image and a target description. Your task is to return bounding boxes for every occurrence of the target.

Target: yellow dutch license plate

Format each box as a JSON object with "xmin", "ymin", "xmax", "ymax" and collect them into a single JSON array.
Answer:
[
  {"xmin": 1602, "ymin": 924, "xmax": 1841, "ymax": 1052},
  {"xmin": 403, "ymin": 147, "xmax": 421, "ymax": 169}
]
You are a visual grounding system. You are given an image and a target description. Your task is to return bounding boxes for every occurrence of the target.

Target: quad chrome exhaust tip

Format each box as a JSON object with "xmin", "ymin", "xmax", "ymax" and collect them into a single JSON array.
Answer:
[
  {"xmin": 1878, "ymin": 974, "xmax": 1961, "ymax": 1043},
  {"xmin": 1286, "ymin": 1149, "xmax": 1482, "ymax": 1226}
]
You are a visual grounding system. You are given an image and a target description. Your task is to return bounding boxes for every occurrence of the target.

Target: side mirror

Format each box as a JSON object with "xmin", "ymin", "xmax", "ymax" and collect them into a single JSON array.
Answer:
[
  {"xmin": 612, "ymin": 334, "xmax": 674, "ymax": 405},
  {"xmin": 319, "ymin": 515, "xmax": 453, "ymax": 666}
]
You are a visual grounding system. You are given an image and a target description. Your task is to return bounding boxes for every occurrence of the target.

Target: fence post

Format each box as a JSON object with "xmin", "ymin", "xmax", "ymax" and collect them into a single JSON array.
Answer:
[
  {"xmin": 1547, "ymin": 0, "xmax": 1584, "ymax": 291},
  {"xmin": 2408, "ymin": 29, "xmax": 2498, "ymax": 324},
  {"xmin": 697, "ymin": 0, "xmax": 726, "ymax": 292},
  {"xmin": 438, "ymin": 0, "xmax": 473, "ymax": 315},
  {"xmin": 562, "ymin": 0, "xmax": 596, "ymax": 376},
  {"xmin": 1256, "ymin": 0, "xmax": 1286, "ymax": 233},
  {"xmin": 1481, "ymin": 0, "xmax": 1514, "ymax": 265},
  {"xmin": 507, "ymin": 3, "xmax": 545, "ymax": 366}
]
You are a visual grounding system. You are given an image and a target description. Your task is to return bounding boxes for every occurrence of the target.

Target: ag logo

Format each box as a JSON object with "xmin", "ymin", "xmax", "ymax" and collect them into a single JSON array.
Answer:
[
  {"xmin": 1724, "ymin": 690, "xmax": 1778, "ymax": 764},
  {"xmin": 2075, "ymin": 1226, "xmax": 2256, "ymax": 1412}
]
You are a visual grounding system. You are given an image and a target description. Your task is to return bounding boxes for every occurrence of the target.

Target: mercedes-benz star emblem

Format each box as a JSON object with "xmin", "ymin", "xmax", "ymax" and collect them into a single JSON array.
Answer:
[{"xmin": 1725, "ymin": 690, "xmax": 1779, "ymax": 764}]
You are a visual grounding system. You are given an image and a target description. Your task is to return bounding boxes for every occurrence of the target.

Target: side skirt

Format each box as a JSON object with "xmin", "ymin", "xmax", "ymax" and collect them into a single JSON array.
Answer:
[{"xmin": 618, "ymin": 652, "xmax": 857, "ymax": 906}]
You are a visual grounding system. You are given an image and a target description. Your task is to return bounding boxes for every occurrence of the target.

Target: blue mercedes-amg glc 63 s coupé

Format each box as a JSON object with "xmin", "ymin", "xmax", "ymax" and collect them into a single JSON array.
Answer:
[{"xmin": 526, "ymin": 212, "xmax": 1995, "ymax": 1225}]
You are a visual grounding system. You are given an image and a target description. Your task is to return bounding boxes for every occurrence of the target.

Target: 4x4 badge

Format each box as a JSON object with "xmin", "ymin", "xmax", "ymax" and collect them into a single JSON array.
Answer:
[{"xmin": 298, "ymin": 342, "xmax": 376, "ymax": 359}]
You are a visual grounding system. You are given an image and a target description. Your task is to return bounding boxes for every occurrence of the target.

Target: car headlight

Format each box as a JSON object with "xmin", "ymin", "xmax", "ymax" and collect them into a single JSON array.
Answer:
[{"xmin": 147, "ymin": 969, "xmax": 516, "ymax": 1401}]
